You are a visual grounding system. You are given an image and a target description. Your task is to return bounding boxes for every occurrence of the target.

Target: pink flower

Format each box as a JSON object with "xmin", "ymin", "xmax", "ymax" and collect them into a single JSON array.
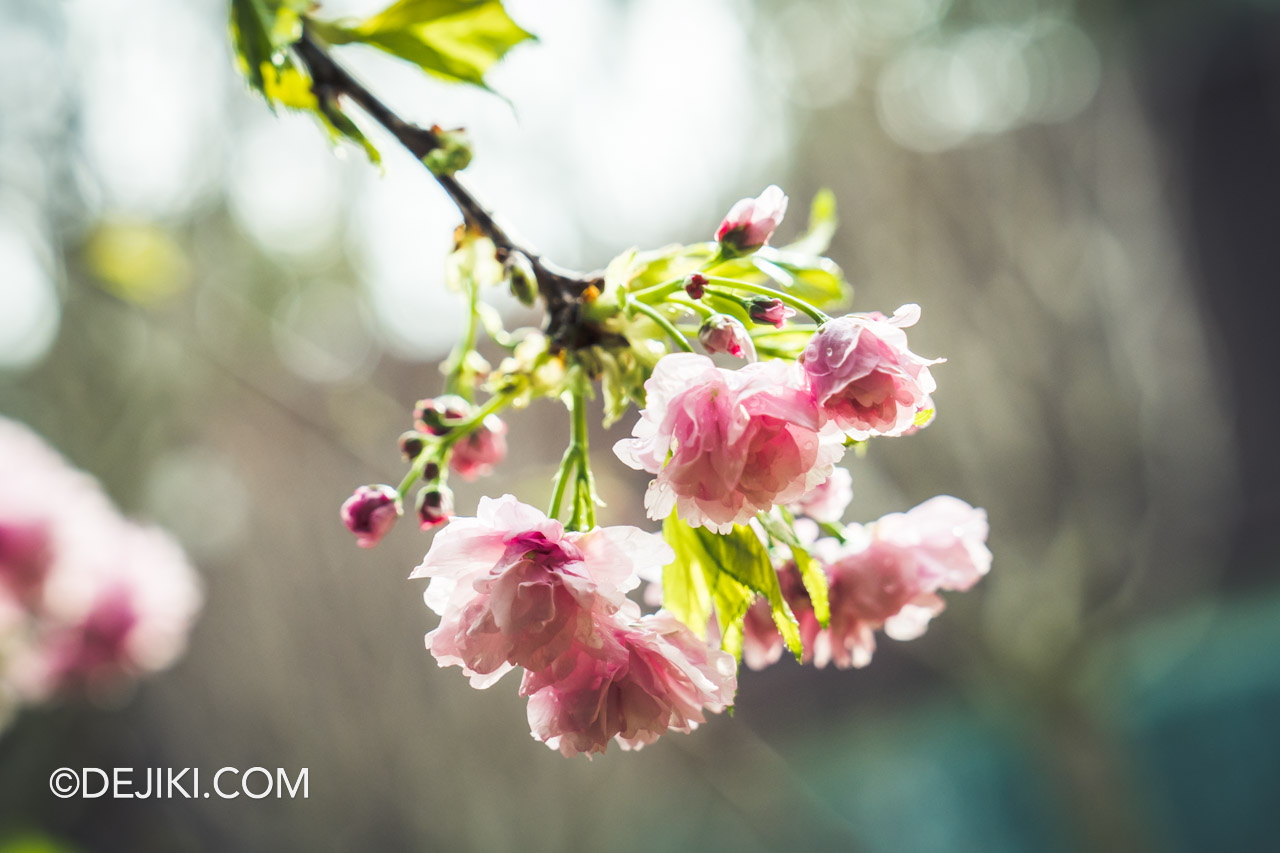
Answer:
[
  {"xmin": 817, "ymin": 496, "xmax": 990, "ymax": 669},
  {"xmin": 799, "ymin": 305, "xmax": 942, "ymax": 439},
  {"xmin": 449, "ymin": 414, "xmax": 507, "ymax": 481},
  {"xmin": 416, "ymin": 486, "xmax": 453, "ymax": 529},
  {"xmin": 788, "ymin": 466, "xmax": 853, "ymax": 524},
  {"xmin": 614, "ymin": 354, "xmax": 847, "ymax": 533},
  {"xmin": 698, "ymin": 314, "xmax": 756, "ymax": 361},
  {"xmin": 0, "ymin": 418, "xmax": 201, "ymax": 701},
  {"xmin": 740, "ymin": 565, "xmax": 822, "ymax": 671},
  {"xmin": 716, "ymin": 185, "xmax": 788, "ymax": 255},
  {"xmin": 340, "ymin": 485, "xmax": 402, "ymax": 548},
  {"xmin": 520, "ymin": 611, "xmax": 737, "ymax": 757},
  {"xmin": 747, "ymin": 297, "xmax": 796, "ymax": 329},
  {"xmin": 409, "ymin": 495, "xmax": 672, "ymax": 688}
]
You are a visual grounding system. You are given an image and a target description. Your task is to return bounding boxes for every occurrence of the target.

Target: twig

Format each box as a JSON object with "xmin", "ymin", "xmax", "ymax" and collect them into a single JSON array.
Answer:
[{"xmin": 291, "ymin": 28, "xmax": 602, "ymax": 346}]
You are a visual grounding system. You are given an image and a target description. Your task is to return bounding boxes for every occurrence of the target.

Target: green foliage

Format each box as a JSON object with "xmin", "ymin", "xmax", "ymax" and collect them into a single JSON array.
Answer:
[
  {"xmin": 229, "ymin": 0, "xmax": 380, "ymax": 162},
  {"xmin": 662, "ymin": 514, "xmax": 803, "ymax": 660},
  {"xmin": 309, "ymin": 0, "xmax": 535, "ymax": 91}
]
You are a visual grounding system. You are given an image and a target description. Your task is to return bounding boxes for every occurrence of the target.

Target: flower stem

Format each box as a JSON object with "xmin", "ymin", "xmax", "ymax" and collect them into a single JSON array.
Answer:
[
  {"xmin": 398, "ymin": 391, "xmax": 513, "ymax": 499},
  {"xmin": 704, "ymin": 277, "xmax": 830, "ymax": 324},
  {"xmin": 443, "ymin": 267, "xmax": 481, "ymax": 400},
  {"xmin": 631, "ymin": 301, "xmax": 694, "ymax": 353},
  {"xmin": 568, "ymin": 381, "xmax": 595, "ymax": 531}
]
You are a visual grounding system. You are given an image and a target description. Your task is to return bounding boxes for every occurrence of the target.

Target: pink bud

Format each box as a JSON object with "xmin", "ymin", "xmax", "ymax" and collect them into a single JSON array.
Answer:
[
  {"xmin": 697, "ymin": 315, "xmax": 757, "ymax": 361},
  {"xmin": 684, "ymin": 273, "xmax": 708, "ymax": 300},
  {"xmin": 715, "ymin": 185, "xmax": 788, "ymax": 255},
  {"xmin": 414, "ymin": 395, "xmax": 471, "ymax": 436},
  {"xmin": 747, "ymin": 296, "xmax": 795, "ymax": 328},
  {"xmin": 398, "ymin": 430, "xmax": 427, "ymax": 460},
  {"xmin": 341, "ymin": 485, "xmax": 402, "ymax": 548},
  {"xmin": 417, "ymin": 486, "xmax": 454, "ymax": 529}
]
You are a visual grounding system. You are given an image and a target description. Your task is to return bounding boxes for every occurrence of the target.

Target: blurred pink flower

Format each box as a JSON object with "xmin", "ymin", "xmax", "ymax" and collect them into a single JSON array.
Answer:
[
  {"xmin": 799, "ymin": 305, "xmax": 941, "ymax": 440},
  {"xmin": 520, "ymin": 611, "xmax": 737, "ymax": 757},
  {"xmin": 614, "ymin": 354, "xmax": 846, "ymax": 533},
  {"xmin": 449, "ymin": 414, "xmax": 507, "ymax": 481},
  {"xmin": 788, "ymin": 466, "xmax": 854, "ymax": 524},
  {"xmin": 818, "ymin": 496, "xmax": 990, "ymax": 669},
  {"xmin": 340, "ymin": 485, "xmax": 402, "ymax": 548},
  {"xmin": 715, "ymin": 185, "xmax": 788, "ymax": 254},
  {"xmin": 698, "ymin": 314, "xmax": 756, "ymax": 361},
  {"xmin": 410, "ymin": 495, "xmax": 672, "ymax": 688},
  {"xmin": 0, "ymin": 418, "xmax": 201, "ymax": 701},
  {"xmin": 740, "ymin": 565, "xmax": 822, "ymax": 671}
]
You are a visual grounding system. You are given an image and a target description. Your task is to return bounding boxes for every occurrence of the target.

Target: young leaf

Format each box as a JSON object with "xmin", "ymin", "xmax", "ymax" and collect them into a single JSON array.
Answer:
[
  {"xmin": 784, "ymin": 188, "xmax": 838, "ymax": 257},
  {"xmin": 755, "ymin": 510, "xmax": 830, "ymax": 629},
  {"xmin": 309, "ymin": 0, "xmax": 535, "ymax": 91},
  {"xmin": 661, "ymin": 514, "xmax": 802, "ymax": 660}
]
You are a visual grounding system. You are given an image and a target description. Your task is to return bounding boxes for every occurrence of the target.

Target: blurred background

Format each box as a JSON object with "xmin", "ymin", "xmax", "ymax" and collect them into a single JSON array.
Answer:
[{"xmin": 1, "ymin": 0, "xmax": 1278, "ymax": 849}]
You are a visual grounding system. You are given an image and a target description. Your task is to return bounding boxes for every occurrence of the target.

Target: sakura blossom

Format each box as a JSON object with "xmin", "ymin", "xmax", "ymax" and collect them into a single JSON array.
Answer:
[
  {"xmin": 409, "ymin": 495, "xmax": 670, "ymax": 687},
  {"xmin": 614, "ymin": 354, "xmax": 846, "ymax": 533},
  {"xmin": 799, "ymin": 304, "xmax": 942, "ymax": 440},
  {"xmin": 449, "ymin": 414, "xmax": 507, "ymax": 480},
  {"xmin": 818, "ymin": 496, "xmax": 990, "ymax": 669},
  {"xmin": 788, "ymin": 466, "xmax": 854, "ymax": 524},
  {"xmin": 521, "ymin": 611, "xmax": 737, "ymax": 757},
  {"xmin": 0, "ymin": 417, "xmax": 202, "ymax": 707},
  {"xmin": 715, "ymin": 185, "xmax": 789, "ymax": 255}
]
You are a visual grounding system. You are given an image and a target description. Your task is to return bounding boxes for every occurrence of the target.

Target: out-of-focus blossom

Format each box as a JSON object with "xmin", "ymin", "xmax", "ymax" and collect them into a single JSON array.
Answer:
[
  {"xmin": 747, "ymin": 296, "xmax": 795, "ymax": 328},
  {"xmin": 740, "ymin": 565, "xmax": 822, "ymax": 671},
  {"xmin": 449, "ymin": 414, "xmax": 507, "ymax": 480},
  {"xmin": 799, "ymin": 305, "xmax": 942, "ymax": 439},
  {"xmin": 409, "ymin": 495, "xmax": 671, "ymax": 687},
  {"xmin": 416, "ymin": 485, "xmax": 453, "ymax": 529},
  {"xmin": 697, "ymin": 314, "xmax": 756, "ymax": 361},
  {"xmin": 614, "ymin": 354, "xmax": 846, "ymax": 533},
  {"xmin": 0, "ymin": 417, "xmax": 201, "ymax": 705},
  {"xmin": 340, "ymin": 485, "xmax": 402, "ymax": 548},
  {"xmin": 788, "ymin": 466, "xmax": 854, "ymax": 524},
  {"xmin": 818, "ymin": 496, "xmax": 990, "ymax": 668},
  {"xmin": 715, "ymin": 185, "xmax": 788, "ymax": 255},
  {"xmin": 520, "ymin": 611, "xmax": 737, "ymax": 757}
]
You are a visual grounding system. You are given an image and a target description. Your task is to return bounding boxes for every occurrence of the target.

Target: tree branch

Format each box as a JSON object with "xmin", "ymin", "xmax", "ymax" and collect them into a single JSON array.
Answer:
[{"xmin": 291, "ymin": 28, "xmax": 601, "ymax": 346}]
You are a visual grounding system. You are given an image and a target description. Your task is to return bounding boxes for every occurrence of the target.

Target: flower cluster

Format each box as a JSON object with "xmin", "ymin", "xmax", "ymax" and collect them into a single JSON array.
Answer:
[
  {"xmin": 410, "ymin": 496, "xmax": 735, "ymax": 756},
  {"xmin": 741, "ymin": 497, "xmax": 991, "ymax": 670},
  {"xmin": 0, "ymin": 418, "xmax": 202, "ymax": 725}
]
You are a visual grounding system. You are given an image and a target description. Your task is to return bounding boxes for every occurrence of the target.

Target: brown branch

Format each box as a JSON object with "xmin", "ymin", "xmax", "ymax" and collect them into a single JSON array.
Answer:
[{"xmin": 291, "ymin": 28, "xmax": 603, "ymax": 346}]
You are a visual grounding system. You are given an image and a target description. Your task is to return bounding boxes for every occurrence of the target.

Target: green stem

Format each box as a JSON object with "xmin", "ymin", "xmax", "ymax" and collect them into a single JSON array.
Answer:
[
  {"xmin": 704, "ymin": 277, "xmax": 830, "ymax": 324},
  {"xmin": 568, "ymin": 380, "xmax": 594, "ymax": 531},
  {"xmin": 443, "ymin": 271, "xmax": 481, "ymax": 400},
  {"xmin": 397, "ymin": 391, "xmax": 513, "ymax": 499},
  {"xmin": 631, "ymin": 301, "xmax": 694, "ymax": 352},
  {"xmin": 817, "ymin": 521, "xmax": 848, "ymax": 545},
  {"xmin": 547, "ymin": 444, "xmax": 578, "ymax": 521}
]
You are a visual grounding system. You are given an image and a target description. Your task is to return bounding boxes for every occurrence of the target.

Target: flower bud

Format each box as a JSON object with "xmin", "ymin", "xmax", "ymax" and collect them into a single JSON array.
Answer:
[
  {"xmin": 341, "ymin": 485, "xmax": 402, "ymax": 548},
  {"xmin": 398, "ymin": 430, "xmax": 427, "ymax": 460},
  {"xmin": 423, "ymin": 127, "xmax": 473, "ymax": 176},
  {"xmin": 747, "ymin": 296, "xmax": 795, "ymax": 328},
  {"xmin": 684, "ymin": 273, "xmax": 707, "ymax": 300},
  {"xmin": 506, "ymin": 252, "xmax": 539, "ymax": 306},
  {"xmin": 698, "ymin": 315, "xmax": 757, "ymax": 361},
  {"xmin": 414, "ymin": 395, "xmax": 471, "ymax": 436},
  {"xmin": 715, "ymin": 185, "xmax": 788, "ymax": 256},
  {"xmin": 417, "ymin": 485, "xmax": 454, "ymax": 529}
]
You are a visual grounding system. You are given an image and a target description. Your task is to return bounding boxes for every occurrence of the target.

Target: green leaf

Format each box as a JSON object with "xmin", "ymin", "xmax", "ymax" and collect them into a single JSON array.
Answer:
[
  {"xmin": 311, "ymin": 0, "xmax": 535, "ymax": 91},
  {"xmin": 784, "ymin": 188, "xmax": 838, "ymax": 257},
  {"xmin": 792, "ymin": 545, "xmax": 830, "ymax": 628},
  {"xmin": 661, "ymin": 514, "xmax": 802, "ymax": 660}
]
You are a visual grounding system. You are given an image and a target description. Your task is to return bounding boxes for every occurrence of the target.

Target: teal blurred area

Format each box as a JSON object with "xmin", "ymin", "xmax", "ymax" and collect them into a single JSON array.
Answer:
[{"xmin": 1, "ymin": 0, "xmax": 1279, "ymax": 850}]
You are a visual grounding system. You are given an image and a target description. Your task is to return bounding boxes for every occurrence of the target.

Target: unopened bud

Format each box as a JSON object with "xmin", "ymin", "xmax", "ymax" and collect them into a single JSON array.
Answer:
[
  {"xmin": 684, "ymin": 273, "xmax": 707, "ymax": 300},
  {"xmin": 746, "ymin": 296, "xmax": 795, "ymax": 328},
  {"xmin": 698, "ymin": 314, "xmax": 757, "ymax": 361},
  {"xmin": 507, "ymin": 252, "xmax": 538, "ymax": 306},
  {"xmin": 398, "ymin": 431, "xmax": 426, "ymax": 460},
  {"xmin": 340, "ymin": 485, "xmax": 402, "ymax": 548},
  {"xmin": 417, "ymin": 485, "xmax": 454, "ymax": 529},
  {"xmin": 414, "ymin": 395, "xmax": 471, "ymax": 436},
  {"xmin": 423, "ymin": 127, "xmax": 473, "ymax": 177}
]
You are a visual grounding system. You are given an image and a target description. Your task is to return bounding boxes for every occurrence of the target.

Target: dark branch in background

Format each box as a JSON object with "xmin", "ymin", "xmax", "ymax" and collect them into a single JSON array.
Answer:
[{"xmin": 292, "ymin": 28, "xmax": 608, "ymax": 349}]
